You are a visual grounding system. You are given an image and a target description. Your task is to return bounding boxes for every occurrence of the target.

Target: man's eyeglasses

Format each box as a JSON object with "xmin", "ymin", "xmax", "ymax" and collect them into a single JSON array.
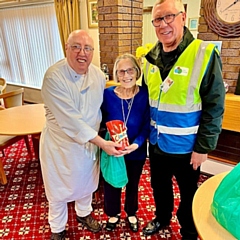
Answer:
[
  {"xmin": 152, "ymin": 11, "xmax": 183, "ymax": 27},
  {"xmin": 69, "ymin": 44, "xmax": 94, "ymax": 54},
  {"xmin": 116, "ymin": 67, "xmax": 136, "ymax": 77}
]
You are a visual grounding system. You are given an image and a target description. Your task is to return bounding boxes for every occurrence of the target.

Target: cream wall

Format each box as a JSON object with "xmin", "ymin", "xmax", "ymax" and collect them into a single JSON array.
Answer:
[
  {"xmin": 182, "ymin": 0, "xmax": 201, "ymax": 38},
  {"xmin": 79, "ymin": 0, "xmax": 100, "ymax": 67}
]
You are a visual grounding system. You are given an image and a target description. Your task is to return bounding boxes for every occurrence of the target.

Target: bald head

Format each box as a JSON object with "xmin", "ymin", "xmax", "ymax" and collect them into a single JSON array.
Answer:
[
  {"xmin": 67, "ymin": 30, "xmax": 94, "ymax": 47},
  {"xmin": 65, "ymin": 30, "xmax": 94, "ymax": 74}
]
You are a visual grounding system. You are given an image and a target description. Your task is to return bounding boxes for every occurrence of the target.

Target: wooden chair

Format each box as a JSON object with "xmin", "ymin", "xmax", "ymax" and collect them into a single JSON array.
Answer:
[
  {"xmin": 0, "ymin": 88, "xmax": 24, "ymax": 108},
  {"xmin": 0, "ymin": 78, "xmax": 7, "ymax": 106},
  {"xmin": 0, "ymin": 78, "xmax": 6, "ymax": 92},
  {"xmin": 0, "ymin": 88, "xmax": 32, "ymax": 185}
]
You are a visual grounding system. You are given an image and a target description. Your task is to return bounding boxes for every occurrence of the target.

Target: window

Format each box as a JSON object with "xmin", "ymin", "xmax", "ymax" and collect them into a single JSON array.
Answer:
[{"xmin": 0, "ymin": 3, "xmax": 64, "ymax": 89}]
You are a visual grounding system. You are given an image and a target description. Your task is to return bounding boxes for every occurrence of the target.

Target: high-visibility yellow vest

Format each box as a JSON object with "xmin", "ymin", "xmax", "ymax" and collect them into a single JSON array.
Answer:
[{"xmin": 143, "ymin": 39, "xmax": 217, "ymax": 154}]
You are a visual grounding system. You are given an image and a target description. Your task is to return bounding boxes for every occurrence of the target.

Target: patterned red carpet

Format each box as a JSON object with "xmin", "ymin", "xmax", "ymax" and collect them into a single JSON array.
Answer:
[{"xmin": 0, "ymin": 138, "xmax": 209, "ymax": 239}]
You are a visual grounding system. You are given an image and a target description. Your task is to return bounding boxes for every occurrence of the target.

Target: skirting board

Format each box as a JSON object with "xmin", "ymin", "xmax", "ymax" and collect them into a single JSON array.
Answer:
[{"xmin": 201, "ymin": 158, "xmax": 234, "ymax": 176}]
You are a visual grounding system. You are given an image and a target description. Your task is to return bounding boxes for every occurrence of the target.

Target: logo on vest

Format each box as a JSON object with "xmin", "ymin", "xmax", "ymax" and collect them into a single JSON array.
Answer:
[
  {"xmin": 174, "ymin": 66, "xmax": 188, "ymax": 76},
  {"xmin": 150, "ymin": 66, "xmax": 158, "ymax": 74}
]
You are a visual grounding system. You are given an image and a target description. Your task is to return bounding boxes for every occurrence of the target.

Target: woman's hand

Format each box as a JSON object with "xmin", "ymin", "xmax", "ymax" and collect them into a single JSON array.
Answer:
[{"xmin": 120, "ymin": 143, "xmax": 139, "ymax": 155}]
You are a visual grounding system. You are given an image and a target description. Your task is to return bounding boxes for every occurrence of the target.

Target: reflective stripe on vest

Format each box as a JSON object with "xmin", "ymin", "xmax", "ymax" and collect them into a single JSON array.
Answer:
[{"xmin": 144, "ymin": 39, "xmax": 216, "ymax": 153}]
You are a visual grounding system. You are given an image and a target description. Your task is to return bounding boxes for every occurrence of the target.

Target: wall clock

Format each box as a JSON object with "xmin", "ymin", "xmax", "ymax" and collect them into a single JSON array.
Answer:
[{"xmin": 204, "ymin": 0, "xmax": 240, "ymax": 37}]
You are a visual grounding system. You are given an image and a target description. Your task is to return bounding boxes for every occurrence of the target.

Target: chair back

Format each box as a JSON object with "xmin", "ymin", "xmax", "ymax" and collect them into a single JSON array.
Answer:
[
  {"xmin": 0, "ymin": 78, "xmax": 7, "ymax": 94},
  {"xmin": 0, "ymin": 78, "xmax": 7, "ymax": 106},
  {"xmin": 0, "ymin": 88, "xmax": 24, "ymax": 108}
]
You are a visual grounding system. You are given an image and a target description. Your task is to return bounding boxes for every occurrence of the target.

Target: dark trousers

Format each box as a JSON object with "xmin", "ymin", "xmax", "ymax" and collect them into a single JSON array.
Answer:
[
  {"xmin": 149, "ymin": 143, "xmax": 200, "ymax": 235},
  {"xmin": 103, "ymin": 158, "xmax": 146, "ymax": 217}
]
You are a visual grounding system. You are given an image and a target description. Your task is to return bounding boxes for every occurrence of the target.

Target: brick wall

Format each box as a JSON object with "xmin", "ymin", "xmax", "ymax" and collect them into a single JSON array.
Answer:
[
  {"xmin": 198, "ymin": 0, "xmax": 240, "ymax": 93},
  {"xmin": 98, "ymin": 0, "xmax": 143, "ymax": 79}
]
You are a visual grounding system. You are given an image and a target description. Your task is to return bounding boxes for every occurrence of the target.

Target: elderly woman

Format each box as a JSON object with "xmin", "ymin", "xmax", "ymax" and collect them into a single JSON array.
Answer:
[{"xmin": 101, "ymin": 53, "xmax": 150, "ymax": 232}]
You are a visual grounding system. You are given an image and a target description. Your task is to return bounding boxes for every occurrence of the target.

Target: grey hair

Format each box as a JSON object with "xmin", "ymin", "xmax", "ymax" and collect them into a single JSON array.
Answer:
[
  {"xmin": 113, "ymin": 53, "xmax": 142, "ymax": 82},
  {"xmin": 152, "ymin": 0, "xmax": 185, "ymax": 14}
]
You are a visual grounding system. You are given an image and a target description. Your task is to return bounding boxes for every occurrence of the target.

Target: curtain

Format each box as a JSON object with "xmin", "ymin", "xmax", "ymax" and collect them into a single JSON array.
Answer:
[
  {"xmin": 54, "ymin": 0, "xmax": 80, "ymax": 55},
  {"xmin": 0, "ymin": 4, "xmax": 64, "ymax": 88}
]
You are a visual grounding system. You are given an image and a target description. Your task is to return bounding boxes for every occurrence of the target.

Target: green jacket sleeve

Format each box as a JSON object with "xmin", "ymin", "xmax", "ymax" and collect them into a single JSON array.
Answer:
[{"xmin": 193, "ymin": 50, "xmax": 225, "ymax": 153}]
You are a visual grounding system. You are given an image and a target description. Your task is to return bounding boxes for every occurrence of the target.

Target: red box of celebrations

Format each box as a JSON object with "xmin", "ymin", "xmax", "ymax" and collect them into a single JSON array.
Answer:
[{"xmin": 106, "ymin": 120, "xmax": 129, "ymax": 150}]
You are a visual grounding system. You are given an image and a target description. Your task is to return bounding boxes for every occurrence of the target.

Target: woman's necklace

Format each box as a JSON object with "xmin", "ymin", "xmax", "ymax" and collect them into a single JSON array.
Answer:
[
  {"xmin": 121, "ymin": 87, "xmax": 136, "ymax": 128},
  {"xmin": 124, "ymin": 99, "xmax": 133, "ymax": 110}
]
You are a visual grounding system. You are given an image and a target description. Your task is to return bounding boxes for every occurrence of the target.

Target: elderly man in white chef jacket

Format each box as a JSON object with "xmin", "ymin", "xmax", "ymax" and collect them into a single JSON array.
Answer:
[{"xmin": 40, "ymin": 30, "xmax": 122, "ymax": 240}]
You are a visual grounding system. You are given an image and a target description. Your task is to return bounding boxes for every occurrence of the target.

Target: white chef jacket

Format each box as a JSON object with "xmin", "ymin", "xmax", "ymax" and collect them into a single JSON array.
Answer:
[{"xmin": 40, "ymin": 59, "xmax": 106, "ymax": 202}]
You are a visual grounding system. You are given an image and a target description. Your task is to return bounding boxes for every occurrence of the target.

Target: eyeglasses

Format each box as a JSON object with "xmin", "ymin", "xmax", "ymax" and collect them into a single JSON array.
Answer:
[
  {"xmin": 69, "ymin": 44, "xmax": 94, "ymax": 54},
  {"xmin": 116, "ymin": 67, "xmax": 136, "ymax": 77},
  {"xmin": 152, "ymin": 11, "xmax": 183, "ymax": 27}
]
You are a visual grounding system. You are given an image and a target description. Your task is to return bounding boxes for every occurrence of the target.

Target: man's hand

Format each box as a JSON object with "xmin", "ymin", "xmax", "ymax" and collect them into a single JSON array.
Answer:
[
  {"xmin": 90, "ymin": 135, "xmax": 123, "ymax": 156},
  {"xmin": 190, "ymin": 151, "xmax": 208, "ymax": 170},
  {"xmin": 102, "ymin": 140, "xmax": 124, "ymax": 156}
]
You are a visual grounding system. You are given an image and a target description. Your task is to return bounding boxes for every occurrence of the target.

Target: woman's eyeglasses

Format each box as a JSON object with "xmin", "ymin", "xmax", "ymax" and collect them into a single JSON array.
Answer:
[{"xmin": 116, "ymin": 67, "xmax": 136, "ymax": 77}]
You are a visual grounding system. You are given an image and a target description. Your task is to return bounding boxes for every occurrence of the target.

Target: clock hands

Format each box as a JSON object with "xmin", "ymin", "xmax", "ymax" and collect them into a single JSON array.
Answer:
[{"xmin": 223, "ymin": 0, "xmax": 240, "ymax": 12}]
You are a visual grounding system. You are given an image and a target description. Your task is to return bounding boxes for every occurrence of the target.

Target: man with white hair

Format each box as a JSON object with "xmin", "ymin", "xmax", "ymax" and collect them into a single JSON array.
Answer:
[{"xmin": 142, "ymin": 1, "xmax": 225, "ymax": 239}]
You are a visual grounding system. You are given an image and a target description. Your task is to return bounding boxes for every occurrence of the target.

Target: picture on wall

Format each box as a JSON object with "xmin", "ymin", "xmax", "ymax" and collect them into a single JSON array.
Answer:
[
  {"xmin": 205, "ymin": 41, "xmax": 222, "ymax": 53},
  {"xmin": 87, "ymin": 0, "xmax": 98, "ymax": 28},
  {"xmin": 188, "ymin": 17, "xmax": 198, "ymax": 30}
]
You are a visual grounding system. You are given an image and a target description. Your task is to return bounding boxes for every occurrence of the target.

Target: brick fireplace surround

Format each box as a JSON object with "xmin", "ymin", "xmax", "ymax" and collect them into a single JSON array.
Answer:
[{"xmin": 98, "ymin": 0, "xmax": 143, "ymax": 79}]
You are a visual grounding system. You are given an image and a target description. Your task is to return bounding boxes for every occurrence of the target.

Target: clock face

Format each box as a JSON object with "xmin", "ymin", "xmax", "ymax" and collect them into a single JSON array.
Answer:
[
  {"xmin": 204, "ymin": 0, "xmax": 240, "ymax": 37},
  {"xmin": 216, "ymin": 0, "xmax": 240, "ymax": 23}
]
